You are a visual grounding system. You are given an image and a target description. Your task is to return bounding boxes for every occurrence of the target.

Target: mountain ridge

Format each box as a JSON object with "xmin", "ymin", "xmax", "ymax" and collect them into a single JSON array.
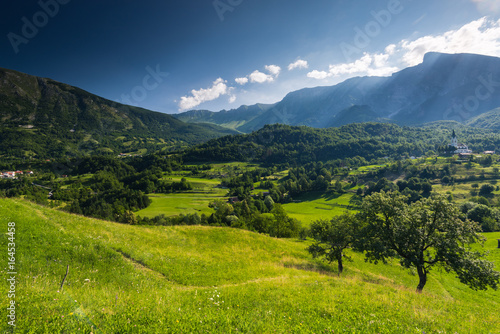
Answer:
[
  {"xmin": 0, "ymin": 67, "xmax": 236, "ymax": 157},
  {"xmin": 175, "ymin": 52, "xmax": 500, "ymax": 133}
]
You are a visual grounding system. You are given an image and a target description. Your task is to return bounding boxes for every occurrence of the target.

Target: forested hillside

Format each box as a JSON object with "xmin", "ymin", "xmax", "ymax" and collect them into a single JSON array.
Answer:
[
  {"xmin": 0, "ymin": 68, "xmax": 236, "ymax": 158},
  {"xmin": 184, "ymin": 122, "xmax": 500, "ymax": 165}
]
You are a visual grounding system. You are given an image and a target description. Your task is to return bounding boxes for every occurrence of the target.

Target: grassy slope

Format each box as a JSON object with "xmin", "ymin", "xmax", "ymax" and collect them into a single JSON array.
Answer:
[{"xmin": 1, "ymin": 198, "xmax": 499, "ymax": 333}]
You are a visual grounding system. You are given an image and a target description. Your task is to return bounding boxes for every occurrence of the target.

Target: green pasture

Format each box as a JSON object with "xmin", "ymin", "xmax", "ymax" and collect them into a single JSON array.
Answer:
[
  {"xmin": 137, "ymin": 176, "xmax": 226, "ymax": 218},
  {"xmin": 136, "ymin": 192, "xmax": 224, "ymax": 218},
  {"xmin": 283, "ymin": 192, "xmax": 358, "ymax": 224}
]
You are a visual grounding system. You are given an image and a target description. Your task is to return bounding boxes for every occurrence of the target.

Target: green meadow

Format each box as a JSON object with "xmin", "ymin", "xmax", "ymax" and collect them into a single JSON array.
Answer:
[
  {"xmin": 283, "ymin": 192, "xmax": 358, "ymax": 224},
  {"xmin": 136, "ymin": 193, "xmax": 222, "ymax": 218},
  {"xmin": 1, "ymin": 198, "xmax": 499, "ymax": 333},
  {"xmin": 136, "ymin": 176, "xmax": 227, "ymax": 218}
]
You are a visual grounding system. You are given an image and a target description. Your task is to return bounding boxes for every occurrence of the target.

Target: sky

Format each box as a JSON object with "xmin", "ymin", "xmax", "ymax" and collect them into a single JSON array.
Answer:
[{"xmin": 1, "ymin": 0, "xmax": 500, "ymax": 114}]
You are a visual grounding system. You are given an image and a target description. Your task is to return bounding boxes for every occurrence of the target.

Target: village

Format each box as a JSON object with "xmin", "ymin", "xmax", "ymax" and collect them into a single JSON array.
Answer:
[{"xmin": 0, "ymin": 170, "xmax": 34, "ymax": 179}]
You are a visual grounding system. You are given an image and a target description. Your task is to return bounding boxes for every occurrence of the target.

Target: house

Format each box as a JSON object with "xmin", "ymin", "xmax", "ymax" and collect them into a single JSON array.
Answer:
[
  {"xmin": 1, "ymin": 172, "xmax": 17, "ymax": 179},
  {"xmin": 228, "ymin": 197, "xmax": 240, "ymax": 204},
  {"xmin": 449, "ymin": 130, "xmax": 472, "ymax": 154}
]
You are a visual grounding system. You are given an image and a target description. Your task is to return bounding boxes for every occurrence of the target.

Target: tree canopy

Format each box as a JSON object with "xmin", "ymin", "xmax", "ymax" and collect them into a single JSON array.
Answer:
[
  {"xmin": 308, "ymin": 214, "xmax": 357, "ymax": 275},
  {"xmin": 356, "ymin": 192, "xmax": 500, "ymax": 292}
]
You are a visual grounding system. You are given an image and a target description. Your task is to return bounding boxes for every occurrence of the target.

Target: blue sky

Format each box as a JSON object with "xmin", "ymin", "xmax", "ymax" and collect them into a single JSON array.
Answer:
[{"xmin": 2, "ymin": 0, "xmax": 500, "ymax": 113}]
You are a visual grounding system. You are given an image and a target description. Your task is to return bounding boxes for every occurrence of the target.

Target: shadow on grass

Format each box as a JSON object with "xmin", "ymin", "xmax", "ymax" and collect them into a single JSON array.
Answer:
[
  {"xmin": 293, "ymin": 191, "xmax": 343, "ymax": 202},
  {"xmin": 283, "ymin": 261, "xmax": 339, "ymax": 277}
]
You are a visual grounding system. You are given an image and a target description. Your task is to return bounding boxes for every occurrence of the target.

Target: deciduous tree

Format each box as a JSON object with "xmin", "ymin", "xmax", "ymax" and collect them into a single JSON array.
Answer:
[
  {"xmin": 308, "ymin": 214, "xmax": 357, "ymax": 275},
  {"xmin": 357, "ymin": 192, "xmax": 500, "ymax": 293}
]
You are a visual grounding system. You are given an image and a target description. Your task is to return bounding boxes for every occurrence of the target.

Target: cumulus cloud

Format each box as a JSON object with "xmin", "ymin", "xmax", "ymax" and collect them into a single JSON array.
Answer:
[
  {"xmin": 249, "ymin": 70, "xmax": 274, "ymax": 83},
  {"xmin": 308, "ymin": 52, "xmax": 398, "ymax": 80},
  {"xmin": 179, "ymin": 78, "xmax": 229, "ymax": 111},
  {"xmin": 241, "ymin": 64, "xmax": 282, "ymax": 84},
  {"xmin": 235, "ymin": 77, "xmax": 248, "ymax": 85},
  {"xmin": 307, "ymin": 70, "xmax": 329, "ymax": 80},
  {"xmin": 400, "ymin": 17, "xmax": 500, "ymax": 66},
  {"xmin": 307, "ymin": 17, "xmax": 500, "ymax": 81},
  {"xmin": 228, "ymin": 95, "xmax": 237, "ymax": 103},
  {"xmin": 288, "ymin": 59, "xmax": 309, "ymax": 71},
  {"xmin": 265, "ymin": 65, "xmax": 281, "ymax": 76}
]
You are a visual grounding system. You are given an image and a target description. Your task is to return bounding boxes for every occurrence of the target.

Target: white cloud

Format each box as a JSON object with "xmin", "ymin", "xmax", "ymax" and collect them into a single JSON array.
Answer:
[
  {"xmin": 228, "ymin": 95, "xmax": 237, "ymax": 103},
  {"xmin": 249, "ymin": 70, "xmax": 274, "ymax": 83},
  {"xmin": 247, "ymin": 65, "xmax": 281, "ymax": 84},
  {"xmin": 308, "ymin": 52, "xmax": 398, "ymax": 80},
  {"xmin": 400, "ymin": 17, "xmax": 500, "ymax": 66},
  {"xmin": 237, "ymin": 64, "xmax": 282, "ymax": 85},
  {"xmin": 179, "ymin": 78, "xmax": 229, "ymax": 111},
  {"xmin": 288, "ymin": 59, "xmax": 309, "ymax": 71},
  {"xmin": 235, "ymin": 77, "xmax": 249, "ymax": 85},
  {"xmin": 307, "ymin": 70, "xmax": 329, "ymax": 80},
  {"xmin": 265, "ymin": 65, "xmax": 281, "ymax": 76},
  {"xmin": 385, "ymin": 44, "xmax": 397, "ymax": 55},
  {"xmin": 307, "ymin": 17, "xmax": 500, "ymax": 81}
]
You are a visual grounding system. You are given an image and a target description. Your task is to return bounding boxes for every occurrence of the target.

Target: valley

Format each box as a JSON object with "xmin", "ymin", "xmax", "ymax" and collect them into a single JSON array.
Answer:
[{"xmin": 2, "ymin": 53, "xmax": 500, "ymax": 333}]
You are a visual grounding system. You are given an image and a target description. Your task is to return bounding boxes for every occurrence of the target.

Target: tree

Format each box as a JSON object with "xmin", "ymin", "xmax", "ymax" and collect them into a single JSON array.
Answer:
[
  {"xmin": 308, "ymin": 214, "xmax": 357, "ymax": 275},
  {"xmin": 334, "ymin": 180, "xmax": 343, "ymax": 193},
  {"xmin": 264, "ymin": 195, "xmax": 275, "ymax": 211},
  {"xmin": 269, "ymin": 204, "xmax": 300, "ymax": 238},
  {"xmin": 357, "ymin": 191, "xmax": 500, "ymax": 293},
  {"xmin": 479, "ymin": 184, "xmax": 495, "ymax": 196}
]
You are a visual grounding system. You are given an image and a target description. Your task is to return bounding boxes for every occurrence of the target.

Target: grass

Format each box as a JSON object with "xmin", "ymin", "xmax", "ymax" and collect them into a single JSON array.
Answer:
[
  {"xmin": 1, "ymin": 198, "xmax": 499, "ymax": 333},
  {"xmin": 283, "ymin": 191, "xmax": 358, "ymax": 224},
  {"xmin": 135, "ymin": 192, "xmax": 224, "ymax": 218},
  {"xmin": 136, "ymin": 176, "xmax": 227, "ymax": 218}
]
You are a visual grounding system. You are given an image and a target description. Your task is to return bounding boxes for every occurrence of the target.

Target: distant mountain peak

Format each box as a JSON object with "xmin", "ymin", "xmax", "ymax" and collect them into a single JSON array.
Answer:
[{"xmin": 177, "ymin": 52, "xmax": 500, "ymax": 132}]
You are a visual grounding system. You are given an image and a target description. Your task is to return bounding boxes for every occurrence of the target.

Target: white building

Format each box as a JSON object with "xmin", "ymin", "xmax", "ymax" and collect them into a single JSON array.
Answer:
[{"xmin": 449, "ymin": 130, "xmax": 472, "ymax": 154}]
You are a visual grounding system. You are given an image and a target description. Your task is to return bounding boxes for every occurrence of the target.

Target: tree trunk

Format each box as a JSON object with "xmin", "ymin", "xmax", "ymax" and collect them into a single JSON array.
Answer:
[
  {"xmin": 416, "ymin": 266, "xmax": 427, "ymax": 293},
  {"xmin": 337, "ymin": 255, "xmax": 343, "ymax": 276}
]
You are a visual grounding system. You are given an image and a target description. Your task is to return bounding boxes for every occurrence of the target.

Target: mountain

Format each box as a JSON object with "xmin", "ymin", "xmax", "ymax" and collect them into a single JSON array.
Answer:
[
  {"xmin": 174, "ymin": 103, "xmax": 274, "ymax": 131},
  {"xmin": 328, "ymin": 105, "xmax": 383, "ymax": 127},
  {"xmin": 177, "ymin": 53, "xmax": 500, "ymax": 133},
  {"xmin": 466, "ymin": 107, "xmax": 500, "ymax": 130},
  {"xmin": 0, "ymin": 68, "xmax": 236, "ymax": 158}
]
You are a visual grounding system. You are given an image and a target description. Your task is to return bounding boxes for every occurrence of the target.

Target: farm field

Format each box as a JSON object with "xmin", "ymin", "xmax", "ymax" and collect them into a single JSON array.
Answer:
[
  {"xmin": 1, "ymin": 198, "xmax": 499, "ymax": 333},
  {"xmin": 283, "ymin": 192, "xmax": 358, "ymax": 224},
  {"xmin": 135, "ymin": 192, "xmax": 223, "ymax": 218},
  {"xmin": 136, "ymin": 176, "xmax": 227, "ymax": 218}
]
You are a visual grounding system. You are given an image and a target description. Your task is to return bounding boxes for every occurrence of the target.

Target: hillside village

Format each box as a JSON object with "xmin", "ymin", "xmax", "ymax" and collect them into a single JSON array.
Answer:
[{"xmin": 0, "ymin": 170, "xmax": 33, "ymax": 179}]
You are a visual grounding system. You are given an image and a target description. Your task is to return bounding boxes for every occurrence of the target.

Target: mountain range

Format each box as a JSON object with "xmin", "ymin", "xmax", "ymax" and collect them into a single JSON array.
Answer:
[
  {"xmin": 0, "ymin": 67, "xmax": 236, "ymax": 157},
  {"xmin": 2, "ymin": 52, "xmax": 500, "ymax": 158},
  {"xmin": 175, "ymin": 52, "xmax": 500, "ymax": 133}
]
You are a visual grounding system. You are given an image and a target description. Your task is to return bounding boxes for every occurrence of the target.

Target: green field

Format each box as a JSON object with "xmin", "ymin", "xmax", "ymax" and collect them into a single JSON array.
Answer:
[
  {"xmin": 136, "ymin": 193, "xmax": 223, "ymax": 218},
  {"xmin": 283, "ymin": 192, "xmax": 358, "ymax": 224},
  {"xmin": 136, "ymin": 176, "xmax": 227, "ymax": 218},
  {"xmin": 1, "ymin": 198, "xmax": 499, "ymax": 333}
]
